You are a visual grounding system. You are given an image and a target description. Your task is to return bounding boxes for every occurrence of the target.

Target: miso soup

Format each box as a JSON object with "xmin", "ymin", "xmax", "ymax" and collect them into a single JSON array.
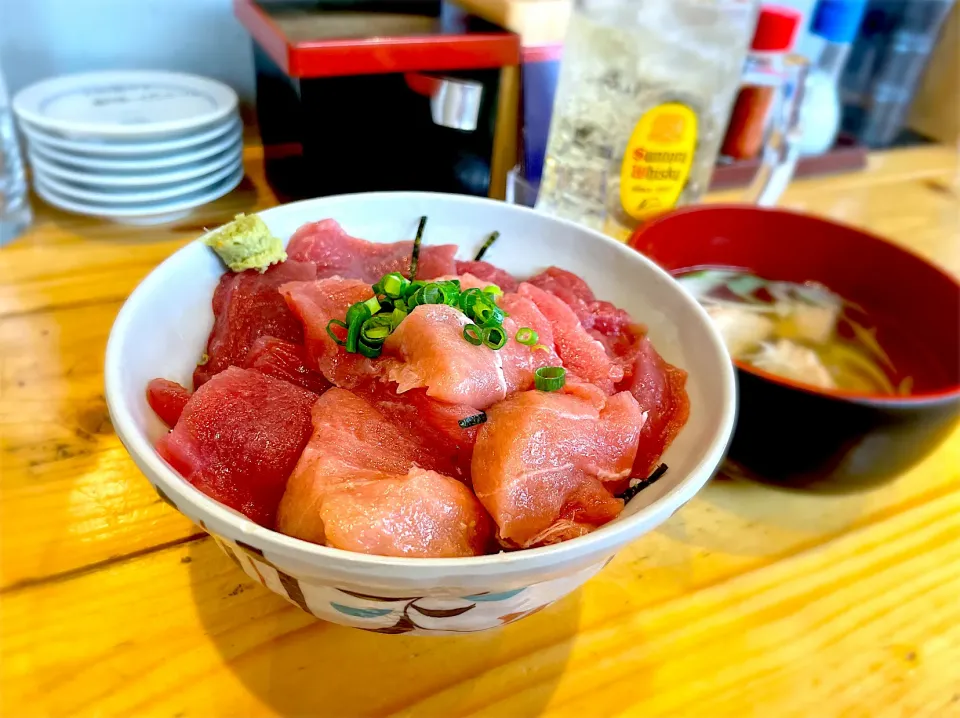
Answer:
[{"xmin": 678, "ymin": 269, "xmax": 912, "ymax": 395}]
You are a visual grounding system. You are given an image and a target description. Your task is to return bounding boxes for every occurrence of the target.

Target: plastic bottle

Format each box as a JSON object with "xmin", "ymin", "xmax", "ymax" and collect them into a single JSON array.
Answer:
[
  {"xmin": 798, "ymin": 0, "xmax": 869, "ymax": 156},
  {"xmin": 721, "ymin": 6, "xmax": 803, "ymax": 161}
]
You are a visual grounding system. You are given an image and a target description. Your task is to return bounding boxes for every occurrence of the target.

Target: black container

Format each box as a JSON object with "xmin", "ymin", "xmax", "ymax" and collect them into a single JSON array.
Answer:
[{"xmin": 236, "ymin": 0, "xmax": 520, "ymax": 200}]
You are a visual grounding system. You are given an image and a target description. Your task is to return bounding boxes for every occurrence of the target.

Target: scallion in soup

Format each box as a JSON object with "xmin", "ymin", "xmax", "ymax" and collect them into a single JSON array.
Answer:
[{"xmin": 679, "ymin": 269, "xmax": 911, "ymax": 395}]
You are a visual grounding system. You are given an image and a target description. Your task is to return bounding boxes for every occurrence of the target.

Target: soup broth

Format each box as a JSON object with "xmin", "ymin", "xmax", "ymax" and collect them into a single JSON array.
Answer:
[{"xmin": 678, "ymin": 268, "xmax": 911, "ymax": 395}]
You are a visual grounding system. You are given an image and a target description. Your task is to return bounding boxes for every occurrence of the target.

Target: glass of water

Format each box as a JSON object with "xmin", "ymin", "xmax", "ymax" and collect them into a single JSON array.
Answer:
[{"xmin": 0, "ymin": 64, "xmax": 31, "ymax": 246}]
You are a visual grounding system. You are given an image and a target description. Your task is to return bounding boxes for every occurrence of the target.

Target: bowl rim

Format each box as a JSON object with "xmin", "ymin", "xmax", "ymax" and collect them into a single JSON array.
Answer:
[
  {"xmin": 633, "ymin": 203, "xmax": 960, "ymax": 408},
  {"xmin": 105, "ymin": 191, "xmax": 737, "ymax": 575}
]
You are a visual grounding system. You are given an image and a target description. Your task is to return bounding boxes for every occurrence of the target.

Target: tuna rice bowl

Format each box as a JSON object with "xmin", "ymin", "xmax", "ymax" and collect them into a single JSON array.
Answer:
[{"xmin": 142, "ymin": 212, "xmax": 692, "ymax": 559}]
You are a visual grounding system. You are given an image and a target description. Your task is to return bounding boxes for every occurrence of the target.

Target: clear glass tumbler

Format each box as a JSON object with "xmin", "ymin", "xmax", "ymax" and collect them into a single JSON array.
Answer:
[
  {"xmin": 0, "ymin": 64, "xmax": 31, "ymax": 246},
  {"xmin": 534, "ymin": 0, "xmax": 807, "ymax": 240}
]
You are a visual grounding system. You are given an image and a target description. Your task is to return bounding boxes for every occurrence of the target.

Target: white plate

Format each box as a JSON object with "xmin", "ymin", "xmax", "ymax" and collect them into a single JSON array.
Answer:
[
  {"xmin": 13, "ymin": 71, "xmax": 238, "ymax": 140},
  {"xmin": 28, "ymin": 130, "xmax": 242, "ymax": 171},
  {"xmin": 34, "ymin": 165, "xmax": 245, "ymax": 224},
  {"xmin": 19, "ymin": 114, "xmax": 241, "ymax": 157},
  {"xmin": 35, "ymin": 159, "xmax": 242, "ymax": 205},
  {"xmin": 28, "ymin": 144, "xmax": 242, "ymax": 187}
]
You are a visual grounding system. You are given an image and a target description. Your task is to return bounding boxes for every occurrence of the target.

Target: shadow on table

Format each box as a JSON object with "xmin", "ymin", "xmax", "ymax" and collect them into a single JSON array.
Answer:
[
  {"xmin": 187, "ymin": 538, "xmax": 582, "ymax": 717},
  {"xmin": 654, "ymin": 474, "xmax": 869, "ymax": 558}
]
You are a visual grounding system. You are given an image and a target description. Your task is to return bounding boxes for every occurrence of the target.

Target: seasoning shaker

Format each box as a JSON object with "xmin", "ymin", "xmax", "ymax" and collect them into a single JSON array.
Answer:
[{"xmin": 721, "ymin": 6, "xmax": 803, "ymax": 161}]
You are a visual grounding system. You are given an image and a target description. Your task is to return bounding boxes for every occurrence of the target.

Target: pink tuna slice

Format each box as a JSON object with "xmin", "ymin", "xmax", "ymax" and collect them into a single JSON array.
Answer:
[
  {"xmin": 146, "ymin": 378, "xmax": 192, "ymax": 428},
  {"xmin": 624, "ymin": 336, "xmax": 690, "ymax": 477},
  {"xmin": 156, "ymin": 367, "xmax": 317, "ymax": 528},
  {"xmin": 518, "ymin": 282, "xmax": 624, "ymax": 394},
  {"xmin": 280, "ymin": 277, "xmax": 385, "ymax": 390},
  {"xmin": 471, "ymin": 386, "xmax": 644, "ymax": 548},
  {"xmin": 282, "ymin": 276, "xmax": 481, "ymax": 477},
  {"xmin": 194, "ymin": 260, "xmax": 317, "ymax": 388},
  {"xmin": 286, "ymin": 219, "xmax": 457, "ymax": 282},
  {"xmin": 454, "ymin": 260, "xmax": 519, "ymax": 292},
  {"xmin": 525, "ymin": 268, "xmax": 689, "ymax": 469},
  {"xmin": 384, "ymin": 303, "xmax": 508, "ymax": 409},
  {"xmin": 383, "ymin": 300, "xmax": 561, "ymax": 410},
  {"xmin": 277, "ymin": 388, "xmax": 492, "ymax": 558},
  {"xmin": 243, "ymin": 336, "xmax": 331, "ymax": 395}
]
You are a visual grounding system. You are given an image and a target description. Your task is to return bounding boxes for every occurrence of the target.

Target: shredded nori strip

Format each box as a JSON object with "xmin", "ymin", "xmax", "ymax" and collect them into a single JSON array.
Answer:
[
  {"xmin": 458, "ymin": 412, "xmax": 487, "ymax": 429},
  {"xmin": 617, "ymin": 464, "xmax": 669, "ymax": 503},
  {"xmin": 474, "ymin": 231, "xmax": 500, "ymax": 261},
  {"xmin": 409, "ymin": 216, "xmax": 427, "ymax": 280}
]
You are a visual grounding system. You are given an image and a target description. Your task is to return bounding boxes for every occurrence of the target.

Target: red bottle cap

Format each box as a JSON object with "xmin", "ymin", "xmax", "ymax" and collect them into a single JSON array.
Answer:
[{"xmin": 751, "ymin": 6, "xmax": 803, "ymax": 52}]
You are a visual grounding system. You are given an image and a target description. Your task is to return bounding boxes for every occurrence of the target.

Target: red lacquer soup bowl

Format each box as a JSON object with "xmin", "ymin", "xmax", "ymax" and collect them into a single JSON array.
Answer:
[{"xmin": 630, "ymin": 205, "xmax": 960, "ymax": 491}]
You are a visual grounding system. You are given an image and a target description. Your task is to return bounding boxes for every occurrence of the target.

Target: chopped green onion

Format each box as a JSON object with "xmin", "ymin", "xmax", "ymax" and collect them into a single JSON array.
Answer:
[
  {"xmin": 346, "ymin": 302, "xmax": 372, "ymax": 326},
  {"xmin": 463, "ymin": 323, "xmax": 483, "ymax": 346},
  {"xmin": 458, "ymin": 288, "xmax": 484, "ymax": 315},
  {"xmin": 458, "ymin": 412, "xmax": 487, "ymax": 429},
  {"xmin": 437, "ymin": 281, "xmax": 461, "ymax": 306},
  {"xmin": 381, "ymin": 272, "xmax": 410, "ymax": 299},
  {"xmin": 482, "ymin": 325, "xmax": 507, "ymax": 350},
  {"xmin": 404, "ymin": 280, "xmax": 426, "ymax": 299},
  {"xmin": 386, "ymin": 305, "xmax": 408, "ymax": 328},
  {"xmin": 326, "ymin": 319, "xmax": 348, "ymax": 346},
  {"xmin": 360, "ymin": 315, "xmax": 394, "ymax": 345},
  {"xmin": 535, "ymin": 366, "xmax": 566, "ymax": 391},
  {"xmin": 482, "ymin": 284, "xmax": 503, "ymax": 297},
  {"xmin": 474, "ymin": 230, "xmax": 500, "ymax": 261},
  {"xmin": 409, "ymin": 216, "xmax": 427, "ymax": 280},
  {"xmin": 531, "ymin": 343, "xmax": 549, "ymax": 353},
  {"xmin": 474, "ymin": 302, "xmax": 505, "ymax": 328},
  {"xmin": 406, "ymin": 286, "xmax": 425, "ymax": 308},
  {"xmin": 617, "ymin": 464, "xmax": 669, "ymax": 502},
  {"xmin": 421, "ymin": 284, "xmax": 444, "ymax": 305},
  {"xmin": 515, "ymin": 327, "xmax": 538, "ymax": 346},
  {"xmin": 357, "ymin": 340, "xmax": 382, "ymax": 359},
  {"xmin": 362, "ymin": 296, "xmax": 381, "ymax": 315},
  {"xmin": 345, "ymin": 302, "xmax": 373, "ymax": 353}
]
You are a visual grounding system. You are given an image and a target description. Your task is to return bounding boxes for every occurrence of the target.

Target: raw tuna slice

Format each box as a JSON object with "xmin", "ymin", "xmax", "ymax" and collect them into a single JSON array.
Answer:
[
  {"xmin": 286, "ymin": 219, "xmax": 457, "ymax": 282},
  {"xmin": 157, "ymin": 367, "xmax": 316, "ymax": 528},
  {"xmin": 435, "ymin": 272, "xmax": 488, "ymax": 290},
  {"xmin": 527, "ymin": 265, "xmax": 641, "ymax": 358},
  {"xmin": 527, "ymin": 267, "xmax": 634, "ymax": 335},
  {"xmin": 194, "ymin": 260, "xmax": 317, "ymax": 388},
  {"xmin": 277, "ymin": 389, "xmax": 492, "ymax": 557},
  {"xmin": 244, "ymin": 336, "xmax": 331, "ymax": 395},
  {"xmin": 518, "ymin": 283, "xmax": 624, "ymax": 393},
  {"xmin": 359, "ymin": 381, "xmax": 480, "ymax": 481},
  {"xmin": 497, "ymin": 293, "xmax": 563, "ymax": 393},
  {"xmin": 472, "ymin": 387, "xmax": 644, "ymax": 548},
  {"xmin": 146, "ymin": 378, "xmax": 192, "ymax": 428},
  {"xmin": 384, "ymin": 303, "xmax": 508, "ymax": 409},
  {"xmin": 283, "ymin": 278, "xmax": 481, "ymax": 476},
  {"xmin": 280, "ymin": 277, "xmax": 385, "ymax": 389},
  {"xmin": 454, "ymin": 260, "xmax": 519, "ymax": 292},
  {"xmin": 527, "ymin": 266, "xmax": 595, "ymax": 323},
  {"xmin": 625, "ymin": 337, "xmax": 690, "ymax": 476},
  {"xmin": 384, "ymin": 298, "xmax": 566, "ymax": 409}
]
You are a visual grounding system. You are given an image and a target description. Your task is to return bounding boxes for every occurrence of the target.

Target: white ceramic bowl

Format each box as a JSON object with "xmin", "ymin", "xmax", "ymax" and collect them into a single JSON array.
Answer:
[{"xmin": 105, "ymin": 193, "xmax": 736, "ymax": 635}]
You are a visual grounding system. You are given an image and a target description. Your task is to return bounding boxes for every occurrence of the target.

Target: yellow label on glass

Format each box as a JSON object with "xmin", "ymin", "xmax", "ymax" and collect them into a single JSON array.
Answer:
[{"xmin": 619, "ymin": 102, "xmax": 697, "ymax": 221}]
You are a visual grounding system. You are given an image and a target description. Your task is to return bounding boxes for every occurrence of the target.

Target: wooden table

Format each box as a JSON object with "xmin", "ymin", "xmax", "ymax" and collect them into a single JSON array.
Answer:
[{"xmin": 2, "ymin": 145, "xmax": 958, "ymax": 717}]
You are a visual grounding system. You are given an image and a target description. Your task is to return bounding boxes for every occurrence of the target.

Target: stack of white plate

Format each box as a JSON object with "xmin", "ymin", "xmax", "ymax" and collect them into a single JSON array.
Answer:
[{"xmin": 13, "ymin": 70, "xmax": 244, "ymax": 224}]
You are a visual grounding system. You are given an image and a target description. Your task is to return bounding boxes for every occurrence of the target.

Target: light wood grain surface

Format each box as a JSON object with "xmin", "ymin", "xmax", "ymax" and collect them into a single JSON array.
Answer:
[{"xmin": 1, "ymin": 145, "xmax": 958, "ymax": 717}]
